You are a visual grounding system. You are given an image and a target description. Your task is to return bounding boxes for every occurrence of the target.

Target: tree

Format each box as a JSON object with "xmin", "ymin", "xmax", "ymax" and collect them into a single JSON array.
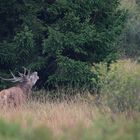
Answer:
[
  {"xmin": 0, "ymin": 0, "xmax": 126, "ymax": 90},
  {"xmin": 42, "ymin": 0, "xmax": 126, "ymax": 88}
]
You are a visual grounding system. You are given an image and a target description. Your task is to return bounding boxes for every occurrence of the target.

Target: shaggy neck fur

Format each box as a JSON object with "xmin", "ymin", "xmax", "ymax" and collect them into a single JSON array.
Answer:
[{"xmin": 17, "ymin": 82, "xmax": 32, "ymax": 97}]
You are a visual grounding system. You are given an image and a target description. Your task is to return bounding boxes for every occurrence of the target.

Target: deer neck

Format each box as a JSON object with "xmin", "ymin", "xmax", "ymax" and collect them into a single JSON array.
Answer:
[{"xmin": 17, "ymin": 82, "xmax": 32, "ymax": 97}]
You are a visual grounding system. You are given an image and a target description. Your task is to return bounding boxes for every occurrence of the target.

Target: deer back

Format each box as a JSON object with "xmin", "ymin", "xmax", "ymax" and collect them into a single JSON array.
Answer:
[{"xmin": 0, "ymin": 86, "xmax": 26, "ymax": 108}]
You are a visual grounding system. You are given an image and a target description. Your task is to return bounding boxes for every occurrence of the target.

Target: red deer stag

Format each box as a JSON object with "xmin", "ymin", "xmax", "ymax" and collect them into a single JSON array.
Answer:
[{"xmin": 0, "ymin": 68, "xmax": 39, "ymax": 108}]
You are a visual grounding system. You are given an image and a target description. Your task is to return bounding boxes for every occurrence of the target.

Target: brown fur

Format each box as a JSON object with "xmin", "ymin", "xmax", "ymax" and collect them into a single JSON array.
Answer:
[{"xmin": 0, "ymin": 85, "xmax": 30, "ymax": 108}]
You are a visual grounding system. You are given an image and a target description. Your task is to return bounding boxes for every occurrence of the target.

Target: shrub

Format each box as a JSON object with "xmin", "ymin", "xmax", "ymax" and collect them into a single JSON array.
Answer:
[{"xmin": 101, "ymin": 60, "xmax": 140, "ymax": 112}]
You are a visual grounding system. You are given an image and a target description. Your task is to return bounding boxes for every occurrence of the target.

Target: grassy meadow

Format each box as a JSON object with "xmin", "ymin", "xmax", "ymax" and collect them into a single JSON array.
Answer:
[
  {"xmin": 0, "ymin": 1, "xmax": 140, "ymax": 139},
  {"xmin": 0, "ymin": 59, "xmax": 140, "ymax": 139}
]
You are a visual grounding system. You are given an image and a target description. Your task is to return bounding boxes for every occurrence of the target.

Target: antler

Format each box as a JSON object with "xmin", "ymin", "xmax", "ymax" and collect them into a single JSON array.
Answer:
[
  {"xmin": 0, "ymin": 67, "xmax": 30, "ymax": 83},
  {"xmin": 27, "ymin": 69, "xmax": 30, "ymax": 77},
  {"xmin": 18, "ymin": 67, "xmax": 26, "ymax": 77},
  {"xmin": 22, "ymin": 67, "xmax": 30, "ymax": 77},
  {"xmin": 0, "ymin": 71, "xmax": 23, "ymax": 82},
  {"xmin": 23, "ymin": 67, "xmax": 27, "ymax": 75}
]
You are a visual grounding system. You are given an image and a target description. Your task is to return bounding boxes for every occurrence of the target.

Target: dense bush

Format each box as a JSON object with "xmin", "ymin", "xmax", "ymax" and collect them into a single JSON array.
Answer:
[
  {"xmin": 101, "ymin": 60, "xmax": 140, "ymax": 112},
  {"xmin": 0, "ymin": 0, "xmax": 126, "ymax": 89}
]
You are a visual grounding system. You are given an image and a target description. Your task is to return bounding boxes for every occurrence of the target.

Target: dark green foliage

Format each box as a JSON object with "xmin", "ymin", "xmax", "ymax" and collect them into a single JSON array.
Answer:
[
  {"xmin": 0, "ymin": 0, "xmax": 126, "ymax": 90},
  {"xmin": 0, "ymin": 0, "xmax": 23, "ymax": 40},
  {"xmin": 14, "ymin": 26, "xmax": 35, "ymax": 66},
  {"xmin": 47, "ymin": 56, "xmax": 94, "ymax": 89}
]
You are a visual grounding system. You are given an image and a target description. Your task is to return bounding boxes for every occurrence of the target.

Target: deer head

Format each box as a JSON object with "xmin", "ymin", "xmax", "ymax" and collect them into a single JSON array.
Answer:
[{"xmin": 0, "ymin": 67, "xmax": 39, "ymax": 87}]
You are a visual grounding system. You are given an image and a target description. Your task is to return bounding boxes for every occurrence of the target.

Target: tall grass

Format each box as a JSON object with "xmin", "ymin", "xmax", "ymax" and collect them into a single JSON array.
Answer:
[
  {"xmin": 0, "ymin": 96, "xmax": 98, "ymax": 135},
  {"xmin": 0, "ymin": 98, "xmax": 139, "ymax": 140}
]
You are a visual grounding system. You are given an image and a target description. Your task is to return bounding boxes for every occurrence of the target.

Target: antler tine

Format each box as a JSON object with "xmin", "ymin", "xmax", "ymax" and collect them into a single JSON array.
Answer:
[
  {"xmin": 18, "ymin": 72, "xmax": 24, "ymax": 77},
  {"xmin": 10, "ymin": 70, "xmax": 16, "ymax": 79},
  {"xmin": 27, "ymin": 69, "xmax": 30, "ymax": 77},
  {"xmin": 0, "ymin": 76, "xmax": 14, "ymax": 81},
  {"xmin": 22, "ymin": 67, "xmax": 27, "ymax": 75},
  {"xmin": 10, "ymin": 70, "xmax": 23, "ymax": 82}
]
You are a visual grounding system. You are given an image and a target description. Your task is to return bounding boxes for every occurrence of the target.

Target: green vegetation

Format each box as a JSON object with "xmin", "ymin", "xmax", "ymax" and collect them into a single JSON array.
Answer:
[
  {"xmin": 0, "ymin": 0, "xmax": 126, "ymax": 89},
  {"xmin": 0, "ymin": 59, "xmax": 140, "ymax": 139},
  {"xmin": 0, "ymin": 113, "xmax": 139, "ymax": 140},
  {"xmin": 119, "ymin": 0, "xmax": 140, "ymax": 58},
  {"xmin": 0, "ymin": 0, "xmax": 140, "ymax": 139},
  {"xmin": 101, "ymin": 60, "xmax": 140, "ymax": 112}
]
